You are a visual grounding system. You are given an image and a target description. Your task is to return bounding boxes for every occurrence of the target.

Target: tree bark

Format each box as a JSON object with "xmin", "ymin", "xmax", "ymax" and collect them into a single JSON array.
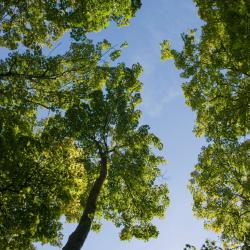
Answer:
[{"xmin": 62, "ymin": 155, "xmax": 107, "ymax": 250}]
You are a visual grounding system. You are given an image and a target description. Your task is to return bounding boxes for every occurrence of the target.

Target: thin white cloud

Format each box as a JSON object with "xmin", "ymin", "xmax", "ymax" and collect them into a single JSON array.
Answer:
[{"xmin": 143, "ymin": 86, "xmax": 182, "ymax": 117}]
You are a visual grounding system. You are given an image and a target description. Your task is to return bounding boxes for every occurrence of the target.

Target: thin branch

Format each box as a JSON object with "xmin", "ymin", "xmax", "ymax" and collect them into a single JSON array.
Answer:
[{"xmin": 24, "ymin": 99, "xmax": 51, "ymax": 109}]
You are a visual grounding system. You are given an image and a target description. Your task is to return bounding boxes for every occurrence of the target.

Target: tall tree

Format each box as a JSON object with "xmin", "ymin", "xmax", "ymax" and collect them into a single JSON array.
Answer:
[
  {"xmin": 161, "ymin": 0, "xmax": 250, "ymax": 247},
  {"xmin": 0, "ymin": 0, "xmax": 141, "ymax": 49},
  {"xmin": 1, "ymin": 36, "xmax": 169, "ymax": 248},
  {"xmin": 0, "ymin": 0, "xmax": 158, "ymax": 247},
  {"xmin": 58, "ymin": 63, "xmax": 169, "ymax": 250},
  {"xmin": 0, "ymin": 1, "xmax": 170, "ymax": 249}
]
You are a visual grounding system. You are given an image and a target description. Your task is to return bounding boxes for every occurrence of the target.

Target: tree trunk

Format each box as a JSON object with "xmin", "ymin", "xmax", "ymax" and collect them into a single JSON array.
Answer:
[{"xmin": 62, "ymin": 155, "xmax": 107, "ymax": 250}]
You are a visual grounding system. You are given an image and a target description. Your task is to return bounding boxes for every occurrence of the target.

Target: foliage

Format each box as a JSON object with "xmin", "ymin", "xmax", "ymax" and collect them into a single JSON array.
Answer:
[
  {"xmin": 0, "ymin": 0, "xmax": 142, "ymax": 49},
  {"xmin": 161, "ymin": 29, "xmax": 249, "ymax": 141},
  {"xmin": 0, "ymin": 0, "xmax": 170, "ymax": 248},
  {"xmin": 0, "ymin": 30, "xmax": 169, "ymax": 248},
  {"xmin": 0, "ymin": 37, "xmax": 93, "ymax": 247},
  {"xmin": 161, "ymin": 0, "xmax": 250, "ymax": 247},
  {"xmin": 184, "ymin": 240, "xmax": 223, "ymax": 250},
  {"xmin": 160, "ymin": 40, "xmax": 173, "ymax": 61},
  {"xmin": 0, "ymin": 37, "xmax": 115, "ymax": 110},
  {"xmin": 190, "ymin": 141, "xmax": 250, "ymax": 248},
  {"xmin": 194, "ymin": 0, "xmax": 250, "ymax": 74},
  {"xmin": 0, "ymin": 40, "xmax": 101, "ymax": 248},
  {"xmin": 0, "ymin": 99, "xmax": 86, "ymax": 248},
  {"xmin": 59, "ymin": 62, "xmax": 169, "ymax": 244}
]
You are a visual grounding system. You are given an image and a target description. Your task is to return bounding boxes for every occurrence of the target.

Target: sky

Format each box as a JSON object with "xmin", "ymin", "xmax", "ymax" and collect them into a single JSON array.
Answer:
[{"xmin": 33, "ymin": 0, "xmax": 219, "ymax": 249}]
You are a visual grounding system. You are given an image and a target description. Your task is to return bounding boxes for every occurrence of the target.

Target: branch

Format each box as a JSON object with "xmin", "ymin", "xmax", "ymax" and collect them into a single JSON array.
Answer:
[
  {"xmin": 0, "ymin": 71, "xmax": 59, "ymax": 80},
  {"xmin": 24, "ymin": 99, "xmax": 51, "ymax": 109},
  {"xmin": 89, "ymin": 136, "xmax": 106, "ymax": 159},
  {"xmin": 108, "ymin": 143, "xmax": 129, "ymax": 153}
]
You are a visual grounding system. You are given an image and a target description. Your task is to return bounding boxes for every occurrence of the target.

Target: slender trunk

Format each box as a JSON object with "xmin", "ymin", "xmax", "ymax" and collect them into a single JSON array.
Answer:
[{"xmin": 62, "ymin": 155, "xmax": 107, "ymax": 250}]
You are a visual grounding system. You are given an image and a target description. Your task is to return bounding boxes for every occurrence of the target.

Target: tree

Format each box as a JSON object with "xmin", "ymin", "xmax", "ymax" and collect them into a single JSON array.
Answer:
[
  {"xmin": 0, "ymin": 0, "xmax": 141, "ymax": 49},
  {"xmin": 0, "ymin": 1, "xmax": 170, "ymax": 249},
  {"xmin": 0, "ymin": 34, "xmax": 169, "ymax": 248},
  {"xmin": 161, "ymin": 0, "xmax": 250, "ymax": 247},
  {"xmin": 1, "ymin": 0, "xmax": 168, "ymax": 247},
  {"xmin": 57, "ymin": 63, "xmax": 169, "ymax": 249}
]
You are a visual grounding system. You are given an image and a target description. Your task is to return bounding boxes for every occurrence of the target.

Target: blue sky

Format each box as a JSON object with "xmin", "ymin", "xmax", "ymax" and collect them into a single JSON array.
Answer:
[{"xmin": 32, "ymin": 0, "xmax": 220, "ymax": 249}]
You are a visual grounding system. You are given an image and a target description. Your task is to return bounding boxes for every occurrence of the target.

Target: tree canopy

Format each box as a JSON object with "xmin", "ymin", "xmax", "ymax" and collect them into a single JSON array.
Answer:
[
  {"xmin": 61, "ymin": 62, "xmax": 169, "ymax": 249},
  {"xmin": 1, "ymin": 15, "xmax": 169, "ymax": 248},
  {"xmin": 1, "ymin": 0, "xmax": 250, "ymax": 249},
  {"xmin": 161, "ymin": 0, "xmax": 250, "ymax": 248},
  {"xmin": 190, "ymin": 141, "xmax": 250, "ymax": 248},
  {"xmin": 0, "ymin": 0, "xmax": 141, "ymax": 49}
]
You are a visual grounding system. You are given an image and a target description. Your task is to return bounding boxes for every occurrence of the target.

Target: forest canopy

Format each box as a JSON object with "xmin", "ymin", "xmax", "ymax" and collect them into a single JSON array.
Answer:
[
  {"xmin": 0, "ymin": 0, "xmax": 249, "ymax": 249},
  {"xmin": 161, "ymin": 0, "xmax": 250, "ymax": 248}
]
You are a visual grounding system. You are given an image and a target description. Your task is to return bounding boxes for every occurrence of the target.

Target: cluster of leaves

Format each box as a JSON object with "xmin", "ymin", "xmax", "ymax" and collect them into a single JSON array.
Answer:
[
  {"xmin": 0, "ymin": 0, "xmax": 141, "ymax": 49},
  {"xmin": 161, "ymin": 0, "xmax": 250, "ymax": 248},
  {"xmin": 0, "ymin": 120, "xmax": 86, "ymax": 249},
  {"xmin": 184, "ymin": 240, "xmax": 223, "ymax": 250},
  {"xmin": 190, "ymin": 141, "xmax": 250, "ymax": 248}
]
